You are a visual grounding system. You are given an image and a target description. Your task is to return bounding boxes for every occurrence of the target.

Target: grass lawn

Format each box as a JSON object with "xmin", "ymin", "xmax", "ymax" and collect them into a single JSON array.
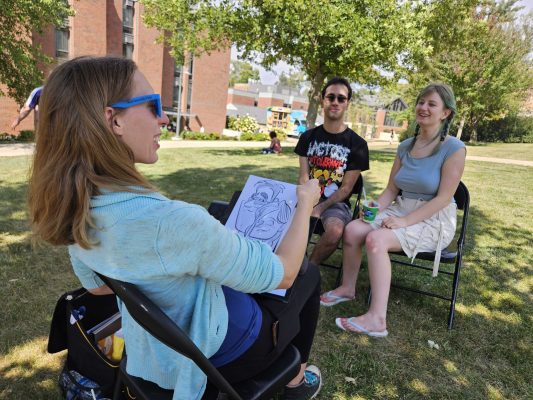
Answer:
[
  {"xmin": 463, "ymin": 143, "xmax": 533, "ymax": 161},
  {"xmin": 1, "ymin": 147, "xmax": 532, "ymax": 399}
]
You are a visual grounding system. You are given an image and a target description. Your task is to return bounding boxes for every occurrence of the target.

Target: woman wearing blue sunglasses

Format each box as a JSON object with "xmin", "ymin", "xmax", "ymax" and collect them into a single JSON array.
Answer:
[{"xmin": 28, "ymin": 56, "xmax": 323, "ymax": 400}]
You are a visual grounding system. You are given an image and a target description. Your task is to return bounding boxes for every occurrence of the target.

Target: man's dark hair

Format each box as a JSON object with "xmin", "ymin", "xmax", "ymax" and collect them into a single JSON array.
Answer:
[
  {"xmin": 269, "ymin": 130, "xmax": 277, "ymax": 138},
  {"xmin": 321, "ymin": 77, "xmax": 352, "ymax": 100}
]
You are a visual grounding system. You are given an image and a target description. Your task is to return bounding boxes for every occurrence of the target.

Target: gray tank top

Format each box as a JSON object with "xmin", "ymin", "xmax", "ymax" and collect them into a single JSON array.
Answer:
[{"xmin": 394, "ymin": 136, "xmax": 465, "ymax": 201}]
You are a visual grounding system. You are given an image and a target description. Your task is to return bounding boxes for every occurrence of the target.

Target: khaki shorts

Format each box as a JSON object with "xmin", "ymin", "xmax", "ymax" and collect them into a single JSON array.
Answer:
[
  {"xmin": 320, "ymin": 202, "xmax": 352, "ymax": 226},
  {"xmin": 370, "ymin": 196, "xmax": 457, "ymax": 276}
]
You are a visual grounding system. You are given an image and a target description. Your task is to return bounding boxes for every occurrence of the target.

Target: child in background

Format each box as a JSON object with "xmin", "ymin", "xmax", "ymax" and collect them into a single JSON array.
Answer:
[{"xmin": 262, "ymin": 131, "xmax": 282, "ymax": 154}]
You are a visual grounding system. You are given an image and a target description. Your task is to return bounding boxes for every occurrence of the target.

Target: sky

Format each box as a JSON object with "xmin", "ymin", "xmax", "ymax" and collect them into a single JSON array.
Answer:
[
  {"xmin": 232, "ymin": 0, "xmax": 533, "ymax": 85},
  {"xmin": 230, "ymin": 47, "xmax": 291, "ymax": 85}
]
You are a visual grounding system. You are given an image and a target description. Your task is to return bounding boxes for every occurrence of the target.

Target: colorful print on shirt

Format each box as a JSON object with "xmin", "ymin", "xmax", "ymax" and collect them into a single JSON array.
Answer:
[{"xmin": 307, "ymin": 141, "xmax": 351, "ymax": 197}]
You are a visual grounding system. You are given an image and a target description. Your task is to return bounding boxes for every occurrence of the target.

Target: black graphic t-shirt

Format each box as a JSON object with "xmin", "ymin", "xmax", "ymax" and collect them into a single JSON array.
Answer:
[{"xmin": 294, "ymin": 125, "xmax": 369, "ymax": 203}]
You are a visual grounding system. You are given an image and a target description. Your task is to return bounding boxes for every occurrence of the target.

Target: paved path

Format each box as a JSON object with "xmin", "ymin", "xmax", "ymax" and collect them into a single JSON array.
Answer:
[{"xmin": 1, "ymin": 140, "xmax": 532, "ymax": 167}]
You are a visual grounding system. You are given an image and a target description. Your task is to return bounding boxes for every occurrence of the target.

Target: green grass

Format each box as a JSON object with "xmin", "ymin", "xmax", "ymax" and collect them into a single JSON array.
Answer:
[
  {"xmin": 1, "ymin": 147, "xmax": 532, "ymax": 399},
  {"xmin": 369, "ymin": 142, "xmax": 533, "ymax": 162},
  {"xmin": 463, "ymin": 143, "xmax": 533, "ymax": 161}
]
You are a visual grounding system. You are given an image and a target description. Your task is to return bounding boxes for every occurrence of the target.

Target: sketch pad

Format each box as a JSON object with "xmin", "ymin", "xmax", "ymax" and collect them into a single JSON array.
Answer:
[{"xmin": 225, "ymin": 175, "xmax": 298, "ymax": 302}]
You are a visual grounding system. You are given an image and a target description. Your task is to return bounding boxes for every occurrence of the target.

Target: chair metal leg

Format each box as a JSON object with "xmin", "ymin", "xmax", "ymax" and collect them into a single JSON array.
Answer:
[
  {"xmin": 447, "ymin": 256, "xmax": 463, "ymax": 330},
  {"xmin": 334, "ymin": 264, "xmax": 343, "ymax": 287}
]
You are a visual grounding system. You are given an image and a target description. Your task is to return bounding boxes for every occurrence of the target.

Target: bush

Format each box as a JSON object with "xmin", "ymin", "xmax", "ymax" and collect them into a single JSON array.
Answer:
[
  {"xmin": 0, "ymin": 130, "xmax": 35, "ymax": 143},
  {"xmin": 477, "ymin": 114, "xmax": 533, "ymax": 143},
  {"xmin": 398, "ymin": 129, "xmax": 411, "ymax": 142},
  {"xmin": 0, "ymin": 132, "xmax": 16, "ymax": 143},
  {"xmin": 232, "ymin": 115, "xmax": 259, "ymax": 135},
  {"xmin": 181, "ymin": 131, "xmax": 221, "ymax": 140},
  {"xmin": 160, "ymin": 126, "xmax": 173, "ymax": 140},
  {"xmin": 18, "ymin": 130, "xmax": 35, "ymax": 141},
  {"xmin": 227, "ymin": 116, "xmax": 238, "ymax": 130},
  {"xmin": 240, "ymin": 132, "xmax": 269, "ymax": 141}
]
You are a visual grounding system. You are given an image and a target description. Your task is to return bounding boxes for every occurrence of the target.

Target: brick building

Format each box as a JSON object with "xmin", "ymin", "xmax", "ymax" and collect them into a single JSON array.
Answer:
[
  {"xmin": 227, "ymin": 83, "xmax": 312, "ymax": 132},
  {"xmin": 1, "ymin": 0, "xmax": 230, "ymax": 134},
  {"xmin": 350, "ymin": 95, "xmax": 408, "ymax": 139}
]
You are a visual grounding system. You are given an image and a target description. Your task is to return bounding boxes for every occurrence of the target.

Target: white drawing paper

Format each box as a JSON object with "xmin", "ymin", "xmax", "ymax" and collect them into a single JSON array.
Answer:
[
  {"xmin": 225, "ymin": 175, "xmax": 298, "ymax": 298},
  {"xmin": 225, "ymin": 175, "xmax": 298, "ymax": 252}
]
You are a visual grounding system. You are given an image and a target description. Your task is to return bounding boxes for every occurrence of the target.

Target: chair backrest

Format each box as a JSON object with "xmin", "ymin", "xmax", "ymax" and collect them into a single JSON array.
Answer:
[
  {"xmin": 453, "ymin": 181, "xmax": 470, "ymax": 249},
  {"xmin": 96, "ymin": 274, "xmax": 242, "ymax": 400}
]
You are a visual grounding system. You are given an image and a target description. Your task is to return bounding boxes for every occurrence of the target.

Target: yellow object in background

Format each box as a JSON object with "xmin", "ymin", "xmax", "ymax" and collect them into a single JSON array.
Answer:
[{"xmin": 111, "ymin": 329, "xmax": 125, "ymax": 361}]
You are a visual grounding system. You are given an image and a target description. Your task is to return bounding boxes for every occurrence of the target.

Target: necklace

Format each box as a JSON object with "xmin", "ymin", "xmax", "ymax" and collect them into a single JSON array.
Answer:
[{"xmin": 415, "ymin": 132, "xmax": 440, "ymax": 149}]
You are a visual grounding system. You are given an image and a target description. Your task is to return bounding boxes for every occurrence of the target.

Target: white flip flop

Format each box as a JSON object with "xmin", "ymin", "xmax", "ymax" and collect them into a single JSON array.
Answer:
[{"xmin": 335, "ymin": 317, "xmax": 388, "ymax": 337}]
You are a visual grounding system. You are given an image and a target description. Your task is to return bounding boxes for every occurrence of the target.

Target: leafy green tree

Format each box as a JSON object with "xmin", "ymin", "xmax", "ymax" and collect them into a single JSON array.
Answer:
[
  {"xmin": 0, "ymin": 0, "xmax": 72, "ymax": 104},
  {"xmin": 277, "ymin": 69, "xmax": 307, "ymax": 90},
  {"xmin": 409, "ymin": 0, "xmax": 533, "ymax": 141},
  {"xmin": 229, "ymin": 60, "xmax": 260, "ymax": 86},
  {"xmin": 142, "ymin": 0, "xmax": 427, "ymax": 128}
]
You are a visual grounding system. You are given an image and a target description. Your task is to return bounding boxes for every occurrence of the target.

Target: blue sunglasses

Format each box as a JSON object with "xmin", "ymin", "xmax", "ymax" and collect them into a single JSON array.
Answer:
[{"xmin": 111, "ymin": 93, "xmax": 163, "ymax": 118}]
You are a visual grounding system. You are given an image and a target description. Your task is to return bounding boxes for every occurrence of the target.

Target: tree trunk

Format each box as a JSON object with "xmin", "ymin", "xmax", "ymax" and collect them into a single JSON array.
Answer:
[
  {"xmin": 306, "ymin": 66, "xmax": 326, "ymax": 129},
  {"xmin": 456, "ymin": 115, "xmax": 465, "ymax": 140},
  {"xmin": 469, "ymin": 116, "xmax": 478, "ymax": 142}
]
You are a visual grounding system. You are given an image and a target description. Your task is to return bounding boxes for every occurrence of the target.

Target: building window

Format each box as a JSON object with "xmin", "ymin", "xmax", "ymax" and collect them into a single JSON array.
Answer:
[
  {"xmin": 55, "ymin": 27, "xmax": 69, "ymax": 60},
  {"xmin": 55, "ymin": 10, "xmax": 70, "ymax": 60},
  {"xmin": 122, "ymin": 0, "xmax": 135, "ymax": 58},
  {"xmin": 384, "ymin": 112, "xmax": 402, "ymax": 128}
]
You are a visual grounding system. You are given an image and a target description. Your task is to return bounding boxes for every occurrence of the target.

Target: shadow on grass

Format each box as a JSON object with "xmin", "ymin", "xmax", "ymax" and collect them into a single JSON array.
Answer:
[{"xmin": 0, "ymin": 355, "xmax": 63, "ymax": 400}]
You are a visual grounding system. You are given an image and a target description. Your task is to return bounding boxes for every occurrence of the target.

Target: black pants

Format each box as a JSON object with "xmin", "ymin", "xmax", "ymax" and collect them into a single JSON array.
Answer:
[{"xmin": 214, "ymin": 262, "xmax": 321, "ymax": 384}]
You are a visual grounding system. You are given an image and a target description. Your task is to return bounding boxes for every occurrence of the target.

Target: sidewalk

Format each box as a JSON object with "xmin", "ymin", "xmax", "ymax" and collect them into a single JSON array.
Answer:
[
  {"xmin": 0, "ymin": 138, "xmax": 396, "ymax": 157},
  {"xmin": 1, "ymin": 140, "xmax": 532, "ymax": 167}
]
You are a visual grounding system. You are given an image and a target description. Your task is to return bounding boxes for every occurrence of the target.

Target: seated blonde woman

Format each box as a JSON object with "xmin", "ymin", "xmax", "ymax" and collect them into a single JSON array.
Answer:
[{"xmin": 319, "ymin": 83, "xmax": 466, "ymax": 337}]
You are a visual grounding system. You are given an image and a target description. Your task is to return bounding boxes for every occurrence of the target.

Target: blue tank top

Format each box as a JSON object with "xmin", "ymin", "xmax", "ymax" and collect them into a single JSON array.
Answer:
[
  {"xmin": 209, "ymin": 286, "xmax": 262, "ymax": 367},
  {"xmin": 394, "ymin": 137, "xmax": 465, "ymax": 201}
]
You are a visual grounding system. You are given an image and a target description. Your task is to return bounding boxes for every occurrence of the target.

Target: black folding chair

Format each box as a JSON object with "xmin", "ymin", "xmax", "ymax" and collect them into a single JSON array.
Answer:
[
  {"xmin": 97, "ymin": 274, "xmax": 301, "ymax": 400},
  {"xmin": 308, "ymin": 174, "xmax": 364, "ymax": 286},
  {"xmin": 367, "ymin": 181, "xmax": 470, "ymax": 329}
]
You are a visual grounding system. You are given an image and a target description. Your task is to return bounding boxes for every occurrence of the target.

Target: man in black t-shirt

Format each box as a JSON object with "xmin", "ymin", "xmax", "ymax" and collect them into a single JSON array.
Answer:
[{"xmin": 295, "ymin": 77, "xmax": 369, "ymax": 267}]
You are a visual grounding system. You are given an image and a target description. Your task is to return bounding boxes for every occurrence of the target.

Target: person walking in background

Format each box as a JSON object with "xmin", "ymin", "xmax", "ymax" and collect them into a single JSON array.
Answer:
[
  {"xmin": 262, "ymin": 130, "xmax": 282, "ymax": 154},
  {"xmin": 329, "ymin": 83, "xmax": 466, "ymax": 337},
  {"xmin": 295, "ymin": 77, "xmax": 369, "ymax": 279},
  {"xmin": 11, "ymin": 86, "xmax": 43, "ymax": 130}
]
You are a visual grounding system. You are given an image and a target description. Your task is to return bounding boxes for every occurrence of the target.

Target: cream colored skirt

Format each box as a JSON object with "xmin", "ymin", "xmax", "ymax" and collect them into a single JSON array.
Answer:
[{"xmin": 369, "ymin": 196, "xmax": 457, "ymax": 276}]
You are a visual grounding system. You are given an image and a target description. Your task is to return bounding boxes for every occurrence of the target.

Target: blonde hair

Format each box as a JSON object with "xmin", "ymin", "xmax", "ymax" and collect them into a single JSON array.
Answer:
[
  {"xmin": 408, "ymin": 82, "xmax": 457, "ymax": 154},
  {"xmin": 28, "ymin": 56, "xmax": 154, "ymax": 249}
]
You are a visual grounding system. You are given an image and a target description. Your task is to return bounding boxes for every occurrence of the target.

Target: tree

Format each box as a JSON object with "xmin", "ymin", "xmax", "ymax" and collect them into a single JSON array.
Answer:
[
  {"xmin": 408, "ymin": 0, "xmax": 533, "ymax": 141},
  {"xmin": 0, "ymin": 0, "xmax": 72, "ymax": 104},
  {"xmin": 229, "ymin": 60, "xmax": 260, "ymax": 86},
  {"xmin": 142, "ymin": 0, "xmax": 427, "ymax": 128},
  {"xmin": 277, "ymin": 69, "xmax": 307, "ymax": 90}
]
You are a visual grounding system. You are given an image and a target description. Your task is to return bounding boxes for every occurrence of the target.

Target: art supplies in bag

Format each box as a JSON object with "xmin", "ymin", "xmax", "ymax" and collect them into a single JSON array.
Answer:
[
  {"xmin": 87, "ymin": 312, "xmax": 121, "ymax": 342},
  {"xmin": 48, "ymin": 288, "xmax": 121, "ymax": 399}
]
